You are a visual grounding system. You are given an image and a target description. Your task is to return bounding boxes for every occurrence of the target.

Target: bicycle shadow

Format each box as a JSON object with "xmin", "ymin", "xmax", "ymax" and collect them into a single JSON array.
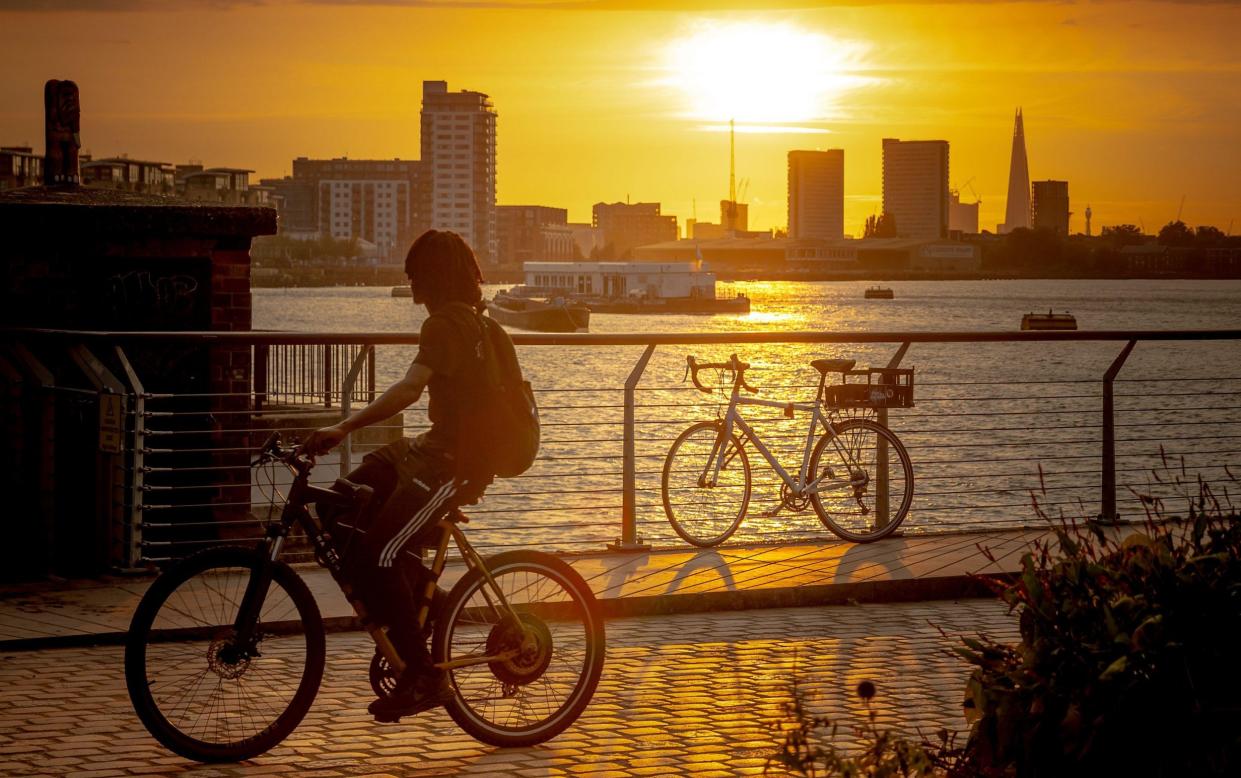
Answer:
[
  {"xmin": 832, "ymin": 537, "xmax": 911, "ymax": 585},
  {"xmin": 662, "ymin": 549, "xmax": 739, "ymax": 595}
]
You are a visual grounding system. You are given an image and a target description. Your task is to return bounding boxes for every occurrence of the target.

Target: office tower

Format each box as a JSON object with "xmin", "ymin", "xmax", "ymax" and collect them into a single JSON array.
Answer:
[
  {"xmin": 1031, "ymin": 180, "xmax": 1070, "ymax": 235},
  {"xmin": 788, "ymin": 149, "xmax": 844, "ymax": 240},
  {"xmin": 881, "ymin": 139, "xmax": 949, "ymax": 239},
  {"xmin": 591, "ymin": 202, "xmax": 678, "ymax": 258},
  {"xmin": 1001, "ymin": 108, "xmax": 1031, "ymax": 233},
  {"xmin": 421, "ymin": 80, "xmax": 497, "ymax": 264},
  {"xmin": 948, "ymin": 190, "xmax": 980, "ymax": 234}
]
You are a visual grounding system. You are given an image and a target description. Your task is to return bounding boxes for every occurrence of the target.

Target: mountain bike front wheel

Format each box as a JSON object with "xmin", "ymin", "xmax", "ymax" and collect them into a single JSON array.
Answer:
[
  {"xmin": 809, "ymin": 418, "xmax": 914, "ymax": 543},
  {"xmin": 432, "ymin": 550, "xmax": 605, "ymax": 748},
  {"xmin": 125, "ymin": 546, "xmax": 326, "ymax": 763},
  {"xmin": 661, "ymin": 420, "xmax": 752, "ymax": 547}
]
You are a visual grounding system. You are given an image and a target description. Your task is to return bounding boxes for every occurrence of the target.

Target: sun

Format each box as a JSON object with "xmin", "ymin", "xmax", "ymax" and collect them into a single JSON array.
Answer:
[{"xmin": 662, "ymin": 21, "xmax": 873, "ymax": 128}]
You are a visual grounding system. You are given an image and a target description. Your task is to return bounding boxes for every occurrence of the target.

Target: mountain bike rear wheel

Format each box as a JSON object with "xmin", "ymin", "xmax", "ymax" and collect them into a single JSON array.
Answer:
[
  {"xmin": 809, "ymin": 418, "xmax": 913, "ymax": 543},
  {"xmin": 125, "ymin": 546, "xmax": 326, "ymax": 762},
  {"xmin": 661, "ymin": 420, "xmax": 752, "ymax": 547},
  {"xmin": 432, "ymin": 550, "xmax": 605, "ymax": 748}
]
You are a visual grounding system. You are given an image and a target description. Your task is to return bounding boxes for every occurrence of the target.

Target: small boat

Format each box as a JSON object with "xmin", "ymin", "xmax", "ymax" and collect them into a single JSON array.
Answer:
[
  {"xmin": 1021, "ymin": 310, "xmax": 1077, "ymax": 331},
  {"xmin": 864, "ymin": 286, "xmax": 894, "ymax": 299},
  {"xmin": 488, "ymin": 292, "xmax": 590, "ymax": 333},
  {"xmin": 391, "ymin": 285, "xmax": 412, "ymax": 298}
]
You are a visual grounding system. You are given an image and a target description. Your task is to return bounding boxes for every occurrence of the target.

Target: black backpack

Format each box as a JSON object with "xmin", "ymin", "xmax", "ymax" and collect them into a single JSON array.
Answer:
[{"xmin": 445, "ymin": 303, "xmax": 540, "ymax": 480}]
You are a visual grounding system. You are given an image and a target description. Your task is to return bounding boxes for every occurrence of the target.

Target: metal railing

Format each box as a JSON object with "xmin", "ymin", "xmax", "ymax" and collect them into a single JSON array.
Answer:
[{"xmin": 5, "ymin": 328, "xmax": 1240, "ymax": 570}]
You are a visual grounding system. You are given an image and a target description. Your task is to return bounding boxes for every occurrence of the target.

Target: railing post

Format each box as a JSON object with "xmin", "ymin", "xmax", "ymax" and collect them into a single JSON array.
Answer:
[
  {"xmin": 339, "ymin": 345, "xmax": 375, "ymax": 476},
  {"xmin": 611, "ymin": 344, "xmax": 656, "ymax": 552},
  {"xmin": 114, "ymin": 346, "xmax": 146, "ymax": 569},
  {"xmin": 875, "ymin": 342, "xmax": 910, "ymax": 529},
  {"xmin": 322, "ymin": 345, "xmax": 333, "ymax": 409},
  {"xmin": 254, "ymin": 344, "xmax": 268, "ymax": 412},
  {"xmin": 1098, "ymin": 340, "xmax": 1137, "ymax": 524}
]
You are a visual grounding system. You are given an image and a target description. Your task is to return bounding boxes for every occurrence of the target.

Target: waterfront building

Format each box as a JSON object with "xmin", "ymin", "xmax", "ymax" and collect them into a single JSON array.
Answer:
[
  {"xmin": 788, "ymin": 149, "xmax": 844, "ymax": 240},
  {"xmin": 524, "ymin": 261, "xmax": 717, "ymax": 299},
  {"xmin": 1000, "ymin": 109, "xmax": 1031, "ymax": 233},
  {"xmin": 0, "ymin": 146, "xmax": 42, "ymax": 190},
  {"xmin": 592, "ymin": 201, "xmax": 678, "ymax": 259},
  {"xmin": 81, "ymin": 156, "xmax": 176, "ymax": 195},
  {"xmin": 949, "ymin": 190, "xmax": 980, "ymax": 234},
  {"xmin": 286, "ymin": 156, "xmax": 425, "ymax": 261},
  {"xmin": 497, "ymin": 205, "xmax": 576, "ymax": 265},
  {"xmin": 259, "ymin": 175, "xmax": 318, "ymax": 239},
  {"xmin": 1031, "ymin": 179, "xmax": 1070, "ymax": 235},
  {"xmin": 176, "ymin": 165, "xmax": 267, "ymax": 206},
  {"xmin": 421, "ymin": 80, "xmax": 497, "ymax": 265},
  {"xmin": 881, "ymin": 139, "xmax": 949, "ymax": 239}
]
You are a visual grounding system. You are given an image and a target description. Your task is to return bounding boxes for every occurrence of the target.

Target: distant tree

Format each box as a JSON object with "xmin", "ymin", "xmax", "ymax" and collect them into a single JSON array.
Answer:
[
  {"xmin": 1004, "ymin": 226, "xmax": 1064, "ymax": 272},
  {"xmin": 1195, "ymin": 225, "xmax": 1227, "ymax": 247},
  {"xmin": 1157, "ymin": 220, "xmax": 1195, "ymax": 247},
  {"xmin": 863, "ymin": 212, "xmax": 897, "ymax": 239},
  {"xmin": 1101, "ymin": 224, "xmax": 1143, "ymax": 248}
]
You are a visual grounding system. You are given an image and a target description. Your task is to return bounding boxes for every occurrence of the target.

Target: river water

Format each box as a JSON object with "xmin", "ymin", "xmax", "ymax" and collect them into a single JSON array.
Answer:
[{"xmin": 253, "ymin": 280, "xmax": 1241, "ymax": 552}]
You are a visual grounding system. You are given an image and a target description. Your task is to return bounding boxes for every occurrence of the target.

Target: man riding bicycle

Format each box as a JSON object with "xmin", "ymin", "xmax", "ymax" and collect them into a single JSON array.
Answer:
[{"xmin": 301, "ymin": 229, "xmax": 496, "ymax": 723}]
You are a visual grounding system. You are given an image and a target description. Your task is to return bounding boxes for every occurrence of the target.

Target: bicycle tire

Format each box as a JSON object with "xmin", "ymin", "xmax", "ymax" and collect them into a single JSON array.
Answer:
[
  {"xmin": 432, "ymin": 550, "xmax": 605, "ymax": 748},
  {"xmin": 661, "ymin": 420, "xmax": 752, "ymax": 547},
  {"xmin": 808, "ymin": 418, "xmax": 914, "ymax": 543},
  {"xmin": 125, "ymin": 546, "xmax": 326, "ymax": 763}
]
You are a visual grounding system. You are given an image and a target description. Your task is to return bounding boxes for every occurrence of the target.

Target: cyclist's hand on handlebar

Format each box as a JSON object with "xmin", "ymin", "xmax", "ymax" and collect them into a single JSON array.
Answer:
[{"xmin": 300, "ymin": 424, "xmax": 346, "ymax": 457}]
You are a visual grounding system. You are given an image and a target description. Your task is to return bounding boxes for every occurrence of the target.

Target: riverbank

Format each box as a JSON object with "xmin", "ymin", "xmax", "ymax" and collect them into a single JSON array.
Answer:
[{"xmin": 253, "ymin": 265, "xmax": 1241, "ymax": 288}]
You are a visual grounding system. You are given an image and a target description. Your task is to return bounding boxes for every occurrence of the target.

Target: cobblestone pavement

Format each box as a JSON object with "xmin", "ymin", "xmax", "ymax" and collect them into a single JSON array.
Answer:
[{"xmin": 0, "ymin": 600, "xmax": 1017, "ymax": 777}]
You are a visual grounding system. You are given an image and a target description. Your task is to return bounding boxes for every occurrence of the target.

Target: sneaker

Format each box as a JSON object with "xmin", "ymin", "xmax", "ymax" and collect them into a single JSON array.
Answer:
[{"xmin": 368, "ymin": 667, "xmax": 454, "ymax": 723}]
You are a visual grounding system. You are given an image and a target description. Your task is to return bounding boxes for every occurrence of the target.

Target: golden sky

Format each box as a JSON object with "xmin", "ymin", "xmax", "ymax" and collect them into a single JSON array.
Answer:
[{"xmin": 2, "ymin": 0, "xmax": 1238, "ymax": 236}]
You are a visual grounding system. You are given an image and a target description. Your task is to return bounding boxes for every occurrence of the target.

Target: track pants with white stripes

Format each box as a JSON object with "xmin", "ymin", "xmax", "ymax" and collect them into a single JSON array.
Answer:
[{"xmin": 334, "ymin": 437, "xmax": 462, "ymax": 672}]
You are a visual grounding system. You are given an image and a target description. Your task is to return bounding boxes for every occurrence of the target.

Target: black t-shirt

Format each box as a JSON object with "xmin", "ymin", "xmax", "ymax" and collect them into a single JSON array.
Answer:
[{"xmin": 412, "ymin": 305, "xmax": 481, "ymax": 452}]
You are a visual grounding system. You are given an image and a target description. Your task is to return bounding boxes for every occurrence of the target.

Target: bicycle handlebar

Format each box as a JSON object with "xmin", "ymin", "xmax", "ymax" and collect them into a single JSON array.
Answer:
[
  {"xmin": 252, "ymin": 431, "xmax": 315, "ymax": 472},
  {"xmin": 686, "ymin": 354, "xmax": 757, "ymax": 394}
]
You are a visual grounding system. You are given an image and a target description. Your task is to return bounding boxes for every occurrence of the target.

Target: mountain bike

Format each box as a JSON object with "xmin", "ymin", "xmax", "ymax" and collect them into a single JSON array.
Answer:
[
  {"xmin": 125, "ymin": 432, "xmax": 605, "ymax": 763},
  {"xmin": 661, "ymin": 354, "xmax": 915, "ymax": 547}
]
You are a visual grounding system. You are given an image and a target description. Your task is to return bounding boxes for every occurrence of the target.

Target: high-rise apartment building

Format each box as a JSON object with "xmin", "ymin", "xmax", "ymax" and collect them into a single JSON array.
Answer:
[
  {"xmin": 881, "ymin": 139, "xmax": 949, "ymax": 239},
  {"xmin": 287, "ymin": 157, "xmax": 425, "ymax": 260},
  {"xmin": 421, "ymin": 80, "xmax": 497, "ymax": 265},
  {"xmin": 1001, "ymin": 109, "xmax": 1031, "ymax": 233},
  {"xmin": 788, "ymin": 149, "xmax": 844, "ymax": 240},
  {"xmin": 592, "ymin": 202, "xmax": 678, "ymax": 259},
  {"xmin": 1031, "ymin": 180, "xmax": 1070, "ymax": 235}
]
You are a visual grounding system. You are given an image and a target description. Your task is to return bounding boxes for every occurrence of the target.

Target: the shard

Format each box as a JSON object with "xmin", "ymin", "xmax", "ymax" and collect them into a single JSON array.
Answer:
[{"xmin": 1001, "ymin": 108, "xmax": 1030, "ymax": 233}]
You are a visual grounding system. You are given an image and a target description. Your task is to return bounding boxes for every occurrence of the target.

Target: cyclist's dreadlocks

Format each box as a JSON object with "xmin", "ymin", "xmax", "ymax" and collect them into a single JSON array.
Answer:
[{"xmin": 404, "ymin": 229, "xmax": 484, "ymax": 310}]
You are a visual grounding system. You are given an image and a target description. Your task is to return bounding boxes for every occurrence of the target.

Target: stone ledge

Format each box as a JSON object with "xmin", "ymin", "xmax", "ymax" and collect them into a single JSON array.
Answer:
[{"xmin": 0, "ymin": 186, "xmax": 276, "ymax": 238}]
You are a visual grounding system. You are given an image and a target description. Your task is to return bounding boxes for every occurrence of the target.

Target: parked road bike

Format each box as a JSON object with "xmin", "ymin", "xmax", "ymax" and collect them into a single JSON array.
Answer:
[
  {"xmin": 125, "ymin": 432, "xmax": 605, "ymax": 763},
  {"xmin": 662, "ymin": 354, "xmax": 915, "ymax": 547}
]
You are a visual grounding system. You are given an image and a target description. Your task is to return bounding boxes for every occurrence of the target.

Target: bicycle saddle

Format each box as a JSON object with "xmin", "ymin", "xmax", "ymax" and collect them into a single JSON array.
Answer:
[{"xmin": 811, "ymin": 359, "xmax": 856, "ymax": 374}]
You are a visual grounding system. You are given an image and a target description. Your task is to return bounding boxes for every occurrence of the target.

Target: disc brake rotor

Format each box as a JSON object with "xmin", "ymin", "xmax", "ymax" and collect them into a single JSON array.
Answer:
[{"xmin": 485, "ymin": 613, "xmax": 554, "ymax": 687}]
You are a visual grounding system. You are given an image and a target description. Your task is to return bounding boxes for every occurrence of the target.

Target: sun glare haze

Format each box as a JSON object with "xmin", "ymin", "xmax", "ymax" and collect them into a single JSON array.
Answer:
[{"xmin": 662, "ymin": 20, "xmax": 874, "ymax": 129}]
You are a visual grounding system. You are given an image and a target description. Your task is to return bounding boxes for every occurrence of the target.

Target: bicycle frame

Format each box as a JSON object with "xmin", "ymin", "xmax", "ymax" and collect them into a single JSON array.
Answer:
[
  {"xmin": 237, "ymin": 452, "xmax": 527, "ymax": 678},
  {"xmin": 707, "ymin": 372, "xmax": 861, "ymax": 498}
]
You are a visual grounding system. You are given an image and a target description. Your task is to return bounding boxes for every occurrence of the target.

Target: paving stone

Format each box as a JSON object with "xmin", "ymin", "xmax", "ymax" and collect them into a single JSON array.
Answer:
[{"xmin": 0, "ymin": 601, "xmax": 1017, "ymax": 777}]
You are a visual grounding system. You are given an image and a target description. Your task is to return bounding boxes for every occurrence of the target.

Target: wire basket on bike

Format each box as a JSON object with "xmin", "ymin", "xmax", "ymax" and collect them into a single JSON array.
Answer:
[{"xmin": 823, "ymin": 367, "xmax": 915, "ymax": 409}]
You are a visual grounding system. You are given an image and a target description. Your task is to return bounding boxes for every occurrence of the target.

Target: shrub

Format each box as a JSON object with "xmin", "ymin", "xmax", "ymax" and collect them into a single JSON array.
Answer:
[
  {"xmin": 771, "ymin": 467, "xmax": 1241, "ymax": 777},
  {"xmin": 959, "ymin": 469, "xmax": 1241, "ymax": 777},
  {"xmin": 768, "ymin": 677, "xmax": 961, "ymax": 777}
]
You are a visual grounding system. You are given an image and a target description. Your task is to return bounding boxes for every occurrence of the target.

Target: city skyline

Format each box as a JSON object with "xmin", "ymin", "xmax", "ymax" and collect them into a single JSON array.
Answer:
[{"xmin": 1, "ymin": 2, "xmax": 1238, "ymax": 236}]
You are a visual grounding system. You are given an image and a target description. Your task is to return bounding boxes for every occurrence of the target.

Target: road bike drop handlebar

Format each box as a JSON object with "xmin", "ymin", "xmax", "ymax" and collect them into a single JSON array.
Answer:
[{"xmin": 686, "ymin": 353, "xmax": 758, "ymax": 394}]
